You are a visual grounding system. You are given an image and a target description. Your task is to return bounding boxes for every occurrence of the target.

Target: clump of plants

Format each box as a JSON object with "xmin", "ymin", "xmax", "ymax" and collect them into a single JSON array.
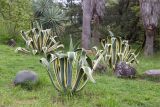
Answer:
[
  {"xmin": 15, "ymin": 28, "xmax": 64, "ymax": 55},
  {"xmin": 40, "ymin": 37, "xmax": 98, "ymax": 96},
  {"xmin": 93, "ymin": 30, "xmax": 140, "ymax": 71}
]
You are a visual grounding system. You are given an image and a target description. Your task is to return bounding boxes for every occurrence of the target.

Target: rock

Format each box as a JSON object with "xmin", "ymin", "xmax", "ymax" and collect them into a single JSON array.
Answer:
[
  {"xmin": 7, "ymin": 39, "xmax": 16, "ymax": 47},
  {"xmin": 145, "ymin": 70, "xmax": 160, "ymax": 77},
  {"xmin": 115, "ymin": 62, "xmax": 136, "ymax": 78},
  {"xmin": 13, "ymin": 70, "xmax": 38, "ymax": 85},
  {"xmin": 93, "ymin": 63, "xmax": 106, "ymax": 73}
]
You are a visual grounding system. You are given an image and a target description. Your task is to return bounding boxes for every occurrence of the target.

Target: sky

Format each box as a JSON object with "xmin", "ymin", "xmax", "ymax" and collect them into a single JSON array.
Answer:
[{"xmin": 55, "ymin": 0, "xmax": 81, "ymax": 4}]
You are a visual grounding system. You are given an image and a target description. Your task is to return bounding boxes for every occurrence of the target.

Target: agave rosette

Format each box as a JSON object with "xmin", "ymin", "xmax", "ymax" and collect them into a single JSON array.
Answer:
[
  {"xmin": 16, "ymin": 28, "xmax": 64, "ymax": 55},
  {"xmin": 40, "ymin": 36, "xmax": 95, "ymax": 96},
  {"xmin": 94, "ymin": 31, "xmax": 140, "ymax": 70},
  {"xmin": 40, "ymin": 48, "xmax": 95, "ymax": 96}
]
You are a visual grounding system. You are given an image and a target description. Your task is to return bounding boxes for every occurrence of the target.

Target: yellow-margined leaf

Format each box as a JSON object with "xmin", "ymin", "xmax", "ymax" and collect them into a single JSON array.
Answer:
[{"xmin": 81, "ymin": 66, "xmax": 95, "ymax": 83}]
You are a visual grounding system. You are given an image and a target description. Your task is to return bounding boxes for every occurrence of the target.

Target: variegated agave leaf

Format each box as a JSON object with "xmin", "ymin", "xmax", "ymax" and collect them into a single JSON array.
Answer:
[
  {"xmin": 81, "ymin": 66, "xmax": 95, "ymax": 83},
  {"xmin": 42, "ymin": 46, "xmax": 48, "ymax": 54},
  {"xmin": 32, "ymin": 50, "xmax": 38, "ymax": 55},
  {"xmin": 15, "ymin": 47, "xmax": 30, "ymax": 54},
  {"xmin": 47, "ymin": 42, "xmax": 64, "ymax": 53},
  {"xmin": 40, "ymin": 57, "xmax": 62, "ymax": 92},
  {"xmin": 67, "ymin": 52, "xmax": 76, "ymax": 62}
]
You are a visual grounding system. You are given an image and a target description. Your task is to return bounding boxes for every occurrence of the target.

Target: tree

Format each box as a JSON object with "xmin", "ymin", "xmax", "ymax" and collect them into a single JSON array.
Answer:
[
  {"xmin": 82, "ymin": 0, "xmax": 105, "ymax": 49},
  {"xmin": 100, "ymin": 0, "xmax": 141, "ymax": 42},
  {"xmin": 0, "ymin": 0, "xmax": 32, "ymax": 37},
  {"xmin": 139, "ymin": 0, "xmax": 160, "ymax": 56}
]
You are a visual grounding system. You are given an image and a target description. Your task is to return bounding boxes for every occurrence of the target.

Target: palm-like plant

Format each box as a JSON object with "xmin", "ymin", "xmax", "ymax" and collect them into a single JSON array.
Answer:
[
  {"xmin": 41, "ymin": 5, "xmax": 66, "ymax": 35},
  {"xmin": 15, "ymin": 28, "xmax": 64, "ymax": 55},
  {"xmin": 32, "ymin": 0, "xmax": 66, "ymax": 35},
  {"xmin": 40, "ymin": 37, "xmax": 96, "ymax": 96},
  {"xmin": 32, "ymin": 0, "xmax": 52, "ymax": 17}
]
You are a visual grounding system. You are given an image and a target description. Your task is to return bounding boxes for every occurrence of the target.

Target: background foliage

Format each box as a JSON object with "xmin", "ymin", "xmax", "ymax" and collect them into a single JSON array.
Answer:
[
  {"xmin": 0, "ymin": 0, "xmax": 32, "ymax": 44},
  {"xmin": 0, "ymin": 0, "xmax": 160, "ymax": 51}
]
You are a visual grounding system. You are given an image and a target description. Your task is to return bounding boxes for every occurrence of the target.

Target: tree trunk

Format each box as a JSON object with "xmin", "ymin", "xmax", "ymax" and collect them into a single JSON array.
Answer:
[
  {"xmin": 139, "ymin": 0, "xmax": 160, "ymax": 56},
  {"xmin": 92, "ymin": 14, "xmax": 100, "ymax": 47},
  {"xmin": 82, "ymin": 0, "xmax": 105, "ymax": 49},
  {"xmin": 144, "ymin": 29, "xmax": 155, "ymax": 56},
  {"xmin": 82, "ymin": 0, "xmax": 92, "ymax": 49}
]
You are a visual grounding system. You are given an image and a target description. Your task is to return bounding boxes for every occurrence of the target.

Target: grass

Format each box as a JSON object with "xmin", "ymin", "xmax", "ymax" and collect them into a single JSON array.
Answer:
[{"xmin": 0, "ymin": 45, "xmax": 160, "ymax": 107}]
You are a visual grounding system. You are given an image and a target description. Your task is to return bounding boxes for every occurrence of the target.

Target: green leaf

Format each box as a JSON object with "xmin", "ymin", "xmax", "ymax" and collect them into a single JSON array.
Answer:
[
  {"xmin": 69, "ymin": 35, "xmax": 74, "ymax": 51},
  {"xmin": 60, "ymin": 57, "xmax": 67, "ymax": 92},
  {"xmin": 67, "ymin": 59, "xmax": 72, "ymax": 88},
  {"xmin": 72, "ymin": 68, "xmax": 85, "ymax": 92}
]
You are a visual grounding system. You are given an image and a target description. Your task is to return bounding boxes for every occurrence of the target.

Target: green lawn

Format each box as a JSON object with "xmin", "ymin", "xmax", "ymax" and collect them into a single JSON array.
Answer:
[{"xmin": 0, "ymin": 45, "xmax": 160, "ymax": 107}]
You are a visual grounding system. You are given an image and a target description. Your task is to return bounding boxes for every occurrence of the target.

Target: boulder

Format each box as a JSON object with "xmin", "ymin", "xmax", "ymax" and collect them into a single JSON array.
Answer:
[
  {"xmin": 13, "ymin": 70, "xmax": 38, "ymax": 85},
  {"xmin": 7, "ymin": 39, "xmax": 16, "ymax": 47},
  {"xmin": 93, "ymin": 60, "xmax": 107, "ymax": 73},
  {"xmin": 144, "ymin": 70, "xmax": 160, "ymax": 77},
  {"xmin": 115, "ymin": 62, "xmax": 136, "ymax": 78}
]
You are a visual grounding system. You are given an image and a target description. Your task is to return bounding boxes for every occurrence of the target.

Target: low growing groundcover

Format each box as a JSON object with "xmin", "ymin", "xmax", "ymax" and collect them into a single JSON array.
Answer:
[{"xmin": 0, "ymin": 45, "xmax": 160, "ymax": 107}]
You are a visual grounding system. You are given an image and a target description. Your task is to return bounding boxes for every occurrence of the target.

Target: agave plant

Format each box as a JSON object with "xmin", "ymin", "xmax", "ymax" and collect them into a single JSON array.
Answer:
[
  {"xmin": 15, "ymin": 28, "xmax": 64, "ymax": 55},
  {"xmin": 40, "ymin": 36, "xmax": 97, "ymax": 96},
  {"xmin": 93, "ymin": 31, "xmax": 140, "ymax": 71}
]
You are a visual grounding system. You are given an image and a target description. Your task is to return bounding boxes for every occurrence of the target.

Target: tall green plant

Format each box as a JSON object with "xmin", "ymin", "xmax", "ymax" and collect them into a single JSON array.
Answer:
[
  {"xmin": 40, "ymin": 37, "xmax": 96, "ymax": 96},
  {"xmin": 15, "ymin": 28, "xmax": 64, "ymax": 55}
]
